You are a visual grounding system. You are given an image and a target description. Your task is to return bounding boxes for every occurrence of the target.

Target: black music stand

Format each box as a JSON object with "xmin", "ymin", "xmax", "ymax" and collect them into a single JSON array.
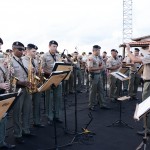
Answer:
[
  {"xmin": 107, "ymin": 96, "xmax": 133, "ymax": 129},
  {"xmin": 134, "ymin": 97, "xmax": 150, "ymax": 150},
  {"xmin": 52, "ymin": 62, "xmax": 73, "ymax": 134},
  {"xmin": 107, "ymin": 72, "xmax": 133, "ymax": 129},
  {"xmin": 37, "ymin": 70, "xmax": 72, "ymax": 150}
]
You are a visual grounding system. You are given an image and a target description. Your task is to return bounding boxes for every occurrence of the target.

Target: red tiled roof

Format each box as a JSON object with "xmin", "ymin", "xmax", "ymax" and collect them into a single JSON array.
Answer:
[
  {"xmin": 132, "ymin": 35, "xmax": 150, "ymax": 41},
  {"xmin": 119, "ymin": 41, "xmax": 150, "ymax": 47}
]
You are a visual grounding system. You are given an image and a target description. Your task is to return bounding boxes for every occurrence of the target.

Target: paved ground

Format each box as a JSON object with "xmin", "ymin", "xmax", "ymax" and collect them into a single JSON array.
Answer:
[{"xmin": 4, "ymin": 87, "xmax": 150, "ymax": 150}]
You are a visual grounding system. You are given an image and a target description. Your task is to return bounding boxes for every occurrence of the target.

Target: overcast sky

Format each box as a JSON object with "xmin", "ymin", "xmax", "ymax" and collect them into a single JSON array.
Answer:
[{"xmin": 0, "ymin": 0, "xmax": 149, "ymax": 55}]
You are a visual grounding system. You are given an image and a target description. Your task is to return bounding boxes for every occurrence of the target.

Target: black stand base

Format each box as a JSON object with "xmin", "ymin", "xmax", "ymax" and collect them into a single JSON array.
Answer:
[
  {"xmin": 136, "ymin": 137, "xmax": 149, "ymax": 150},
  {"xmin": 107, "ymin": 119, "xmax": 133, "ymax": 129},
  {"xmin": 69, "ymin": 129, "xmax": 95, "ymax": 145}
]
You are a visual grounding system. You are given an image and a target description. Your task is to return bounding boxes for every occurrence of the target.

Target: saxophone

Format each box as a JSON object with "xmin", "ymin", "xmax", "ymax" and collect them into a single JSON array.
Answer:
[
  {"xmin": 27, "ymin": 57, "xmax": 40, "ymax": 94},
  {"xmin": 38, "ymin": 58, "xmax": 47, "ymax": 84},
  {"xmin": 5, "ymin": 54, "xmax": 18, "ymax": 93}
]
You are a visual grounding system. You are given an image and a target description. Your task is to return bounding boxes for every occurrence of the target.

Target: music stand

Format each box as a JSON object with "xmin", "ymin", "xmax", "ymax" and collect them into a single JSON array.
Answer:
[
  {"xmin": 107, "ymin": 72, "xmax": 133, "ymax": 128},
  {"xmin": 0, "ymin": 89, "xmax": 22, "ymax": 120},
  {"xmin": 38, "ymin": 70, "xmax": 72, "ymax": 150},
  {"xmin": 52, "ymin": 62, "xmax": 73, "ymax": 133},
  {"xmin": 134, "ymin": 96, "xmax": 150, "ymax": 150},
  {"xmin": 107, "ymin": 96, "xmax": 133, "ymax": 129}
]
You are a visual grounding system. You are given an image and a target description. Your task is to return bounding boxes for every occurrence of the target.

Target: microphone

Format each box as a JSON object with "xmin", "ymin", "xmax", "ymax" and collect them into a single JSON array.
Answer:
[{"xmin": 61, "ymin": 49, "xmax": 66, "ymax": 57}]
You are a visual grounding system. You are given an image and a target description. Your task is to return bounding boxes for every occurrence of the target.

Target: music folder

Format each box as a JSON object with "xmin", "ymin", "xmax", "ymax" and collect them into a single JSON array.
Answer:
[
  {"xmin": 119, "ymin": 67, "xmax": 129, "ymax": 74},
  {"xmin": 134, "ymin": 96, "xmax": 150, "ymax": 121},
  {"xmin": 136, "ymin": 64, "xmax": 144, "ymax": 75},
  {"xmin": 110, "ymin": 72, "xmax": 130, "ymax": 81},
  {"xmin": 52, "ymin": 62, "xmax": 73, "ymax": 80},
  {"xmin": 37, "ymin": 70, "xmax": 70, "ymax": 92},
  {"xmin": 0, "ymin": 88, "xmax": 22, "ymax": 120}
]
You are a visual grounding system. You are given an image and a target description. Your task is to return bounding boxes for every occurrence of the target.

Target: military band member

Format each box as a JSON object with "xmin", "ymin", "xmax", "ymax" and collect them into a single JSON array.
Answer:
[
  {"xmin": 72, "ymin": 51, "xmax": 82, "ymax": 93},
  {"xmin": 11, "ymin": 42, "xmax": 33, "ymax": 144},
  {"xmin": 107, "ymin": 49, "xmax": 122, "ymax": 102},
  {"xmin": 126, "ymin": 44, "xmax": 150, "ymax": 135},
  {"xmin": 87, "ymin": 45, "xmax": 109, "ymax": 111},
  {"xmin": 0, "ymin": 38, "xmax": 16, "ymax": 149},
  {"xmin": 22, "ymin": 44, "xmax": 44, "ymax": 128},
  {"xmin": 42, "ymin": 40, "xmax": 62, "ymax": 125},
  {"xmin": 126, "ymin": 48, "xmax": 141, "ymax": 100}
]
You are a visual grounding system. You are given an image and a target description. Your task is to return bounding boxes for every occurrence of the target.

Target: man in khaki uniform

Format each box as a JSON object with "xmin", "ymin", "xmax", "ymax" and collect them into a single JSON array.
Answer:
[
  {"xmin": 42, "ymin": 40, "xmax": 62, "ymax": 125},
  {"xmin": 72, "ymin": 52, "xmax": 82, "ymax": 93},
  {"xmin": 11, "ymin": 41, "xmax": 33, "ymax": 144},
  {"xmin": 126, "ymin": 44, "xmax": 150, "ymax": 135},
  {"xmin": 126, "ymin": 48, "xmax": 141, "ymax": 100},
  {"xmin": 87, "ymin": 45, "xmax": 109, "ymax": 111},
  {"xmin": 22, "ymin": 44, "xmax": 44, "ymax": 128},
  {"xmin": 0, "ymin": 38, "xmax": 16, "ymax": 149},
  {"xmin": 107, "ymin": 49, "xmax": 122, "ymax": 101}
]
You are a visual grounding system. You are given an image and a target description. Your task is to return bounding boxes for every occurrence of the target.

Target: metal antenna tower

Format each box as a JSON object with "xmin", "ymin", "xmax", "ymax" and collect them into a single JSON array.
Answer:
[{"xmin": 123, "ymin": 0, "xmax": 133, "ymax": 43}]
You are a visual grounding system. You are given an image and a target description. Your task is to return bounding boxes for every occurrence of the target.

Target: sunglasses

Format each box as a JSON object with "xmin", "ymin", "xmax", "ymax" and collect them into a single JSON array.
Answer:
[{"xmin": 17, "ymin": 48, "xmax": 24, "ymax": 51}]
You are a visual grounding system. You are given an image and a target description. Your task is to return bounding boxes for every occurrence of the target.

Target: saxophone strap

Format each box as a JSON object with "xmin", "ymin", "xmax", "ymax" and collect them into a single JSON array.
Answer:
[
  {"xmin": 50, "ymin": 52, "xmax": 56, "ymax": 62},
  {"xmin": 31, "ymin": 59, "xmax": 36, "ymax": 68},
  {"xmin": 0, "ymin": 66, "xmax": 6, "ymax": 81},
  {"xmin": 13, "ymin": 56, "xmax": 28, "ymax": 77}
]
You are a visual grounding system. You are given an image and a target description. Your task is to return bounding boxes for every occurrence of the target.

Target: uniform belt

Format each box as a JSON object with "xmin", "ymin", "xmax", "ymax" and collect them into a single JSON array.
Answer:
[
  {"xmin": 76, "ymin": 68, "xmax": 80, "ymax": 70},
  {"xmin": 144, "ymin": 80, "xmax": 150, "ymax": 83},
  {"xmin": 92, "ymin": 72, "xmax": 100, "ymax": 75},
  {"xmin": 16, "ymin": 85, "xmax": 26, "ymax": 88}
]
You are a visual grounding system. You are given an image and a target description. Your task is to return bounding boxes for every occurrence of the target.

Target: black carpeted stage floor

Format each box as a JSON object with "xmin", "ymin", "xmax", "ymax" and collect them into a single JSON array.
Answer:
[{"xmin": 5, "ymin": 89, "xmax": 150, "ymax": 150}]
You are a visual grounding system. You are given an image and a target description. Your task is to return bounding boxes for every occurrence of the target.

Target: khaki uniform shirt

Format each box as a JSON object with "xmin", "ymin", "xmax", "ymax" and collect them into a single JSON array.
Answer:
[
  {"xmin": 107, "ymin": 56, "xmax": 121, "ymax": 73},
  {"xmin": 42, "ymin": 52, "xmax": 61, "ymax": 74},
  {"xmin": 141, "ymin": 54, "xmax": 150, "ymax": 80},
  {"xmin": 11, "ymin": 55, "xmax": 28, "ymax": 82},
  {"xmin": 126, "ymin": 56, "xmax": 141, "ymax": 72},
  {"xmin": 87, "ymin": 55, "xmax": 103, "ymax": 73},
  {"xmin": 22, "ymin": 55, "xmax": 38, "ymax": 74}
]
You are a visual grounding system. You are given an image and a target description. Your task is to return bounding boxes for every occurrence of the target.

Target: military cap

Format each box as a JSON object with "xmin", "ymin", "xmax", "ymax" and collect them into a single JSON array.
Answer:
[
  {"xmin": 6, "ymin": 49, "xmax": 12, "ymax": 53},
  {"xmin": 12, "ymin": 41, "xmax": 25, "ymax": 50},
  {"xmin": 67, "ymin": 54, "xmax": 73, "ymax": 57},
  {"xmin": 111, "ymin": 49, "xmax": 117, "ymax": 52},
  {"xmin": 0, "ymin": 38, "xmax": 3, "ymax": 45},
  {"xmin": 134, "ymin": 48, "xmax": 140, "ymax": 51},
  {"xmin": 49, "ymin": 40, "xmax": 58, "ymax": 46},
  {"xmin": 93, "ymin": 45, "xmax": 101, "ymax": 49},
  {"xmin": 27, "ymin": 44, "xmax": 38, "ymax": 50}
]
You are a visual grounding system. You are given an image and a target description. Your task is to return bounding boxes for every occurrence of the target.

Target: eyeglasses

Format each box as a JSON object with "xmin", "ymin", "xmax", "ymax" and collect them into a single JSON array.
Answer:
[{"xmin": 17, "ymin": 48, "xmax": 24, "ymax": 51}]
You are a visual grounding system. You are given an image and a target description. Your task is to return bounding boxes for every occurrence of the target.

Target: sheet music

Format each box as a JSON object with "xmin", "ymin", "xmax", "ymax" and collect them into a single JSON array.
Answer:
[
  {"xmin": 134, "ymin": 96, "xmax": 150, "ymax": 120},
  {"xmin": 111, "ymin": 72, "xmax": 129, "ymax": 81},
  {"xmin": 0, "ymin": 97, "xmax": 15, "ymax": 120},
  {"xmin": 37, "ymin": 71, "xmax": 69, "ymax": 92}
]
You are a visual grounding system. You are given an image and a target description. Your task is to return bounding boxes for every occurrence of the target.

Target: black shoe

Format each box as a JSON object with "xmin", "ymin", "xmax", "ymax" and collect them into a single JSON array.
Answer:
[
  {"xmin": 48, "ymin": 120, "xmax": 53, "ymax": 125},
  {"xmin": 0, "ymin": 143, "xmax": 16, "ymax": 149},
  {"xmin": 22, "ymin": 132, "xmax": 36, "ymax": 137},
  {"xmin": 130, "ymin": 96, "xmax": 139, "ymax": 101},
  {"xmin": 33, "ymin": 124, "xmax": 45, "ymax": 128},
  {"xmin": 137, "ymin": 130, "xmax": 150, "ymax": 136},
  {"xmin": 89, "ymin": 106, "xmax": 96, "ymax": 111},
  {"xmin": 111, "ymin": 98, "xmax": 117, "ymax": 103},
  {"xmin": 77, "ymin": 90, "xmax": 82, "ymax": 93},
  {"xmin": 100, "ymin": 106, "xmax": 111, "ymax": 110},
  {"xmin": 55, "ymin": 118, "xmax": 63, "ymax": 124},
  {"xmin": 69, "ymin": 91, "xmax": 75, "ymax": 94},
  {"xmin": 15, "ymin": 137, "xmax": 24, "ymax": 144}
]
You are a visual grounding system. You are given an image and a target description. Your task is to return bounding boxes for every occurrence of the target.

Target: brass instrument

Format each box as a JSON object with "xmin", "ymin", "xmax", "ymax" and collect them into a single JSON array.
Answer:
[
  {"xmin": 5, "ymin": 54, "xmax": 18, "ymax": 93},
  {"xmin": 38, "ymin": 58, "xmax": 48, "ymax": 83},
  {"xmin": 27, "ymin": 57, "xmax": 40, "ymax": 94}
]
